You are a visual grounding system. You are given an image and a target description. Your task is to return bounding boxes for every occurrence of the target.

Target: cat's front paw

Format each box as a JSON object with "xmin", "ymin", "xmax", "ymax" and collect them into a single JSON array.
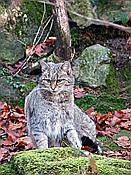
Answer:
[{"xmin": 67, "ymin": 129, "xmax": 82, "ymax": 148}]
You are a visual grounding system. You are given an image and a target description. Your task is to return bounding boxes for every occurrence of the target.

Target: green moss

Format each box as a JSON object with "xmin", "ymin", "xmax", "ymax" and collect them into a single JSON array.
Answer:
[
  {"xmin": 23, "ymin": 81, "xmax": 36, "ymax": 92},
  {"xmin": 0, "ymin": 163, "xmax": 18, "ymax": 175},
  {"xmin": 8, "ymin": 0, "xmax": 52, "ymax": 41},
  {"xmin": 75, "ymin": 93, "xmax": 125, "ymax": 114},
  {"xmin": 23, "ymin": 0, "xmax": 52, "ymax": 25},
  {"xmin": 9, "ymin": 148, "xmax": 131, "ymax": 175},
  {"xmin": 122, "ymin": 65, "xmax": 131, "ymax": 94},
  {"xmin": 75, "ymin": 94, "xmax": 97, "ymax": 111},
  {"xmin": 71, "ymin": 27, "xmax": 79, "ymax": 47},
  {"xmin": 105, "ymin": 64, "xmax": 120, "ymax": 95},
  {"xmin": 97, "ymin": 136, "xmax": 122, "ymax": 151},
  {"xmin": 96, "ymin": 94, "xmax": 125, "ymax": 113},
  {"xmin": 97, "ymin": 164, "xmax": 130, "ymax": 175}
]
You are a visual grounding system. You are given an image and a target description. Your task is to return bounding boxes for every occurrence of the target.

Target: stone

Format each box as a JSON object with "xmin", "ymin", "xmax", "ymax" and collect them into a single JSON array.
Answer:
[
  {"xmin": 96, "ymin": 0, "xmax": 131, "ymax": 24},
  {"xmin": 66, "ymin": 0, "xmax": 96, "ymax": 28},
  {"xmin": 0, "ymin": 30, "xmax": 24, "ymax": 64},
  {"xmin": 73, "ymin": 44, "xmax": 112, "ymax": 87},
  {"xmin": 3, "ymin": 147, "xmax": 130, "ymax": 175}
]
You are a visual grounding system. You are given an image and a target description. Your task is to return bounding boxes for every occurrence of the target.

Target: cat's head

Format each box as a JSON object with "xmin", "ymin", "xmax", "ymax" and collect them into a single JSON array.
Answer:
[{"xmin": 39, "ymin": 61, "xmax": 74, "ymax": 93}]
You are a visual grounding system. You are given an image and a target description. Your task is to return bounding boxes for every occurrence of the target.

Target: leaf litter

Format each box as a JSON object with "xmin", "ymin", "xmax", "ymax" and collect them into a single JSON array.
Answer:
[{"xmin": 0, "ymin": 101, "xmax": 131, "ymax": 164}]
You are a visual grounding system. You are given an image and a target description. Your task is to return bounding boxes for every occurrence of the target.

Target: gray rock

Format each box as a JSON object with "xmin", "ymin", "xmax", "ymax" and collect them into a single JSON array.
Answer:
[
  {"xmin": 73, "ymin": 44, "xmax": 112, "ymax": 87},
  {"xmin": 66, "ymin": 0, "xmax": 96, "ymax": 27},
  {"xmin": 0, "ymin": 30, "xmax": 24, "ymax": 64},
  {"xmin": 96, "ymin": 0, "xmax": 131, "ymax": 24}
]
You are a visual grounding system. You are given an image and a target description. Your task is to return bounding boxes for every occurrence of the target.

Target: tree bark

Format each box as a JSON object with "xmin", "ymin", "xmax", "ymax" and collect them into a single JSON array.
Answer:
[{"xmin": 49, "ymin": 0, "xmax": 72, "ymax": 61}]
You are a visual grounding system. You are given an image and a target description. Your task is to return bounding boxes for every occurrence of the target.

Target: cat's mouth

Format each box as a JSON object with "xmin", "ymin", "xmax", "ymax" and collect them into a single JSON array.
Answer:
[{"xmin": 49, "ymin": 88, "xmax": 62, "ymax": 94}]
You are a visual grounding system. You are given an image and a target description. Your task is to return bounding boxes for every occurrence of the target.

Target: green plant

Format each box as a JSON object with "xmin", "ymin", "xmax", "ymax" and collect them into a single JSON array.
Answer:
[
  {"xmin": 75, "ymin": 93, "xmax": 125, "ymax": 114},
  {"xmin": 71, "ymin": 27, "xmax": 79, "ymax": 47}
]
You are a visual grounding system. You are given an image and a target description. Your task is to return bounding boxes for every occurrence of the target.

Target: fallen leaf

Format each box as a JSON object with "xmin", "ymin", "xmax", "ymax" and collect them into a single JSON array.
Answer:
[
  {"xmin": 74, "ymin": 86, "xmax": 86, "ymax": 98},
  {"xmin": 115, "ymin": 136, "xmax": 131, "ymax": 149}
]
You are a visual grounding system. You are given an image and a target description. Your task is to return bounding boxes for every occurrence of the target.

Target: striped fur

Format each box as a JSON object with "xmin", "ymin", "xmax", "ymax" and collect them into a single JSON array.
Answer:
[{"xmin": 25, "ymin": 61, "xmax": 101, "ymax": 152}]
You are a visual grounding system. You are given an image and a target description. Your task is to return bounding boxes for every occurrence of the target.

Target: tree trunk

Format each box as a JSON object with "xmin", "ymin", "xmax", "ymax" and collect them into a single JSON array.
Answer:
[{"xmin": 49, "ymin": 0, "xmax": 72, "ymax": 61}]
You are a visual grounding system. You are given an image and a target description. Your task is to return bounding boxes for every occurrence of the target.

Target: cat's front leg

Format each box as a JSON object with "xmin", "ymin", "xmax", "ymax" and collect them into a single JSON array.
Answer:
[
  {"xmin": 66, "ymin": 129, "xmax": 82, "ymax": 148},
  {"xmin": 31, "ymin": 131, "xmax": 48, "ymax": 148}
]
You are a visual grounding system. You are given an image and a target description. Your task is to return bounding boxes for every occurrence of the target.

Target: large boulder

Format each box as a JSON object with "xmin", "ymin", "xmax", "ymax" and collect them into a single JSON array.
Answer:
[
  {"xmin": 96, "ymin": 0, "xmax": 131, "ymax": 24},
  {"xmin": 73, "ymin": 44, "xmax": 112, "ymax": 87},
  {"xmin": 66, "ymin": 0, "xmax": 96, "ymax": 28},
  {"xmin": 1, "ymin": 147, "xmax": 130, "ymax": 175}
]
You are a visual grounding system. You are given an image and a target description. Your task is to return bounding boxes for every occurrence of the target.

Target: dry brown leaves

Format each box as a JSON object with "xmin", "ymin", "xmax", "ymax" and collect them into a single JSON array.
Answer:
[
  {"xmin": 86, "ymin": 108, "xmax": 131, "ymax": 160},
  {"xmin": 0, "ymin": 102, "xmax": 131, "ymax": 164},
  {"xmin": 6, "ymin": 37, "xmax": 56, "ymax": 75},
  {"xmin": 0, "ymin": 102, "xmax": 35, "ymax": 164}
]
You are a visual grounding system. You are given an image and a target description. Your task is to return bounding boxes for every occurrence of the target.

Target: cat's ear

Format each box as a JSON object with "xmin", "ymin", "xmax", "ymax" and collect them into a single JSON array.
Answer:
[
  {"xmin": 61, "ymin": 61, "xmax": 72, "ymax": 74},
  {"xmin": 40, "ymin": 60, "xmax": 48, "ymax": 72}
]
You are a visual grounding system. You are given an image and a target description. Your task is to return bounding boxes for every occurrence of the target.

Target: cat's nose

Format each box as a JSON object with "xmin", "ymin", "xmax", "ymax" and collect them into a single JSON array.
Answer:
[{"xmin": 50, "ymin": 82, "xmax": 56, "ymax": 90}]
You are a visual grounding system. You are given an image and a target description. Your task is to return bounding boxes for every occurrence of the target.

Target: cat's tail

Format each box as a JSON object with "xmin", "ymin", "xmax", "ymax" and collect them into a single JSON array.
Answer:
[{"xmin": 81, "ymin": 136, "xmax": 103, "ymax": 154}]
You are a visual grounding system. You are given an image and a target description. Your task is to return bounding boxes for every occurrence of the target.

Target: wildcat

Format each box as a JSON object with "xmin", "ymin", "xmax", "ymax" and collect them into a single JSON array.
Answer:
[{"xmin": 25, "ymin": 60, "xmax": 102, "ymax": 153}]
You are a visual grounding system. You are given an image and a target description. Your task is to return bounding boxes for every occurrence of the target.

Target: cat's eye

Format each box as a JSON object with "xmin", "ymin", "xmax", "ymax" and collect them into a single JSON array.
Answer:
[
  {"xmin": 57, "ymin": 79, "xmax": 66, "ymax": 83},
  {"xmin": 43, "ymin": 79, "xmax": 50, "ymax": 83}
]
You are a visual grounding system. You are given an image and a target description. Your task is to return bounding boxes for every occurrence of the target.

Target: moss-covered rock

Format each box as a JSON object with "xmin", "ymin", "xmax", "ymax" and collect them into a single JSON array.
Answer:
[
  {"xmin": 73, "ymin": 44, "xmax": 112, "ymax": 87},
  {"xmin": 105, "ymin": 63, "xmax": 120, "ymax": 95},
  {"xmin": 0, "ymin": 31, "xmax": 24, "ymax": 64},
  {"xmin": 96, "ymin": 0, "xmax": 131, "ymax": 24},
  {"xmin": 66, "ymin": 0, "xmax": 96, "ymax": 28},
  {"xmin": 8, "ymin": 147, "xmax": 131, "ymax": 175},
  {"xmin": 0, "ymin": 163, "xmax": 17, "ymax": 175},
  {"xmin": 0, "ymin": 148, "xmax": 130, "ymax": 175}
]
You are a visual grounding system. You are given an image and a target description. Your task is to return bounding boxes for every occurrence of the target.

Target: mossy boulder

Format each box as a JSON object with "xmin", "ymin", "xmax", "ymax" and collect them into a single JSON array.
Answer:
[
  {"xmin": 96, "ymin": 0, "xmax": 131, "ymax": 24},
  {"xmin": 0, "ymin": 31, "xmax": 24, "ymax": 64},
  {"xmin": 1, "ymin": 147, "xmax": 129, "ymax": 175},
  {"xmin": 66, "ymin": 0, "xmax": 96, "ymax": 27},
  {"xmin": 73, "ymin": 44, "xmax": 112, "ymax": 87},
  {"xmin": 0, "ymin": 163, "xmax": 17, "ymax": 175}
]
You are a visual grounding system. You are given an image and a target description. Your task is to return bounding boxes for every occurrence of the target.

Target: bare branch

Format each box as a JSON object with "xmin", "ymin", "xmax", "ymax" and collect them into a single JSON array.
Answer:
[
  {"xmin": 43, "ymin": 18, "xmax": 54, "ymax": 43},
  {"xmin": 35, "ymin": 15, "xmax": 53, "ymax": 46},
  {"xmin": 13, "ymin": 15, "xmax": 53, "ymax": 76},
  {"xmin": 37, "ymin": 0, "xmax": 131, "ymax": 34},
  {"xmin": 68, "ymin": 10, "xmax": 131, "ymax": 34},
  {"xmin": 33, "ymin": 1, "xmax": 46, "ymax": 45}
]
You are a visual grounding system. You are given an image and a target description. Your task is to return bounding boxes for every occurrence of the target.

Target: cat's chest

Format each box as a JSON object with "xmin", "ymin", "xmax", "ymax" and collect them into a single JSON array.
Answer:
[{"xmin": 41, "ymin": 91, "xmax": 71, "ymax": 103}]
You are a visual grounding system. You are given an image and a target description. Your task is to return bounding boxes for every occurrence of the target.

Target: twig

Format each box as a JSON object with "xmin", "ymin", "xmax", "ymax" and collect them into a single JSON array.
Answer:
[
  {"xmin": 43, "ymin": 18, "xmax": 54, "ymax": 43},
  {"xmin": 13, "ymin": 15, "xmax": 53, "ymax": 76},
  {"xmin": 68, "ymin": 10, "xmax": 131, "ymax": 33},
  {"xmin": 37, "ymin": 0, "xmax": 131, "ymax": 34},
  {"xmin": 17, "ymin": 39, "xmax": 26, "ymax": 46},
  {"xmin": 35, "ymin": 15, "xmax": 53, "ymax": 46},
  {"xmin": 33, "ymin": 1, "xmax": 46, "ymax": 45},
  {"xmin": 14, "ymin": 17, "xmax": 54, "ymax": 76}
]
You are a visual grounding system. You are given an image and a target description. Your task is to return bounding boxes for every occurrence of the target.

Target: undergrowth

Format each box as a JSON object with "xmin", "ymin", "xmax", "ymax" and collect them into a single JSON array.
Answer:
[{"xmin": 75, "ymin": 93, "xmax": 126, "ymax": 114}]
